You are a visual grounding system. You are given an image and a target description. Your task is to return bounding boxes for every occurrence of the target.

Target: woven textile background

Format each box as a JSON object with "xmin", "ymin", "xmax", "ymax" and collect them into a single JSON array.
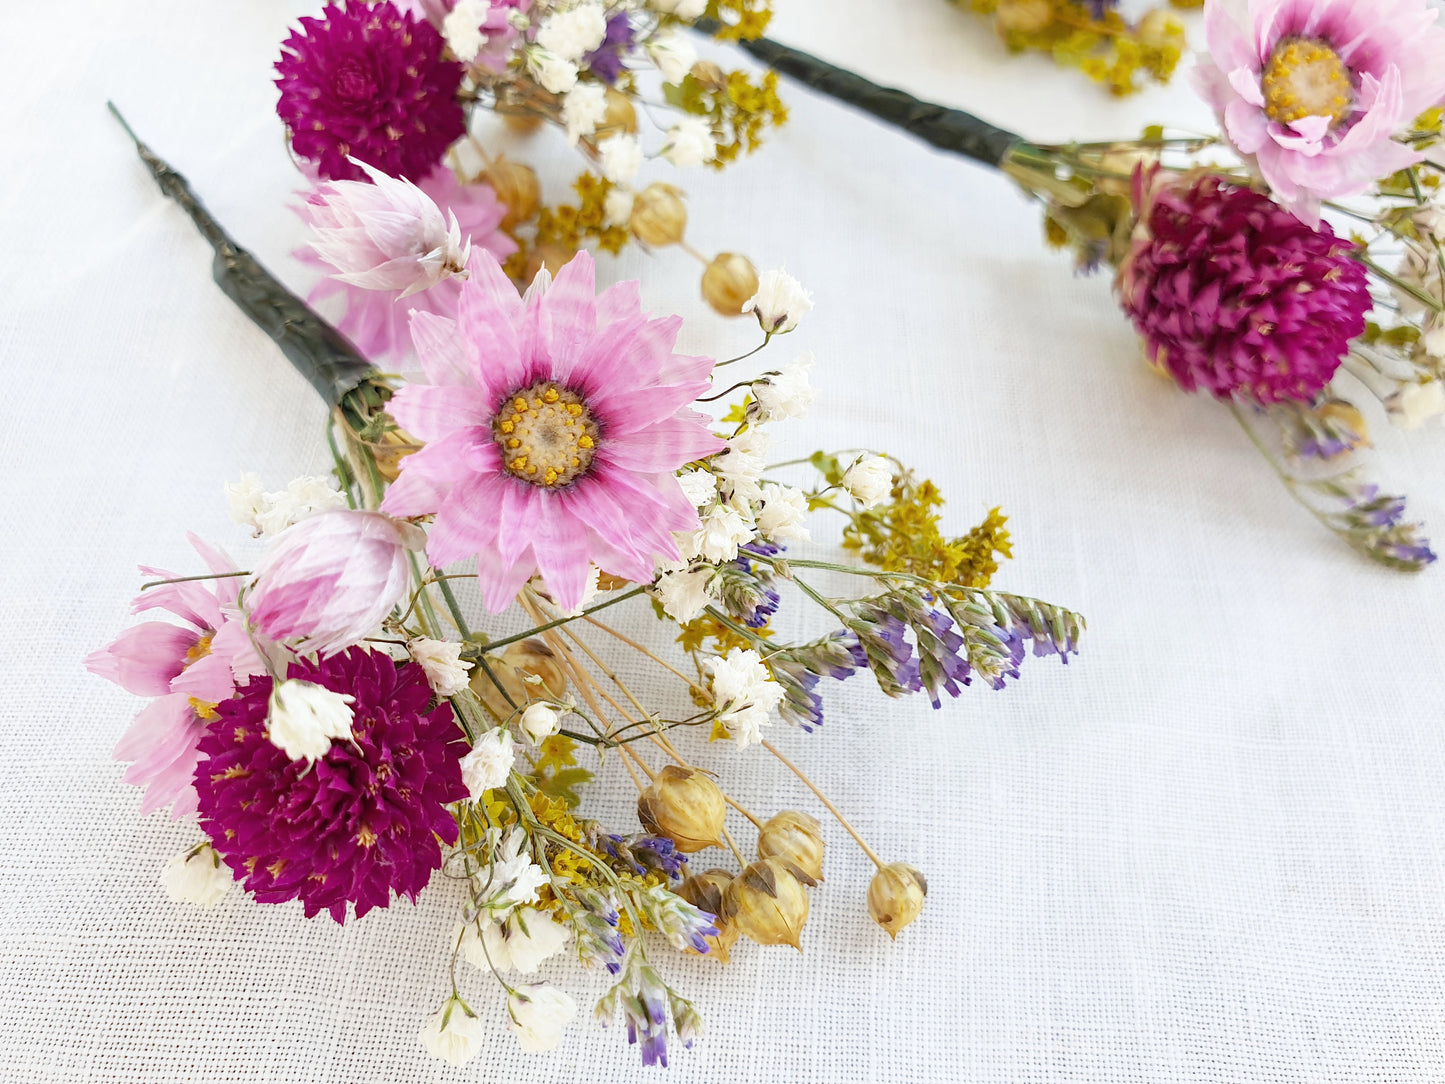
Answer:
[{"xmin": 5, "ymin": 0, "xmax": 1445, "ymax": 1080}]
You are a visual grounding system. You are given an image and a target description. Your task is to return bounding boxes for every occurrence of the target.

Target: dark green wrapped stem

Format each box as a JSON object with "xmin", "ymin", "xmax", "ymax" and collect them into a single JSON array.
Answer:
[
  {"xmin": 694, "ymin": 21, "xmax": 1023, "ymax": 168},
  {"xmin": 107, "ymin": 102, "xmax": 378, "ymax": 409}
]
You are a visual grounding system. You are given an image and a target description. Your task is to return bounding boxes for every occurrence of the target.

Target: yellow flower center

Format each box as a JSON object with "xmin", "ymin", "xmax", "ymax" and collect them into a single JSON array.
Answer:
[
  {"xmin": 184, "ymin": 633, "xmax": 214, "ymax": 666},
  {"xmin": 1261, "ymin": 38, "xmax": 1353, "ymax": 128},
  {"xmin": 493, "ymin": 381, "xmax": 599, "ymax": 488},
  {"xmin": 189, "ymin": 697, "xmax": 220, "ymax": 721}
]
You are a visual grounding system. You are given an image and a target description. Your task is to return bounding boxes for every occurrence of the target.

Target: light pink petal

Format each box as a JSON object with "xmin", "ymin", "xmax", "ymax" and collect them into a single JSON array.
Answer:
[
  {"xmin": 590, "ymin": 380, "xmax": 712, "ymax": 436},
  {"xmin": 530, "ymin": 499, "xmax": 594, "ymax": 610},
  {"xmin": 409, "ymin": 309, "xmax": 471, "ymax": 386},
  {"xmin": 1225, "ymin": 98, "xmax": 1271, "ymax": 154},
  {"xmin": 475, "ymin": 542, "xmax": 537, "ymax": 613},
  {"xmin": 1226, "ymin": 65, "xmax": 1266, "ymax": 107},
  {"xmin": 131, "ymin": 571, "xmax": 221, "ymax": 630},
  {"xmin": 600, "ymin": 415, "xmax": 727, "ymax": 471},
  {"xmin": 1271, "ymin": 115, "xmax": 1332, "ymax": 154},
  {"xmin": 86, "ymin": 623, "xmax": 197, "ymax": 697},
  {"xmin": 381, "ymin": 428, "xmax": 491, "ymax": 515},
  {"xmin": 566, "ymin": 311, "xmax": 652, "ymax": 392},
  {"xmin": 540, "ymin": 251, "xmax": 599, "ymax": 384},
  {"xmin": 424, "ymin": 472, "xmax": 512, "ymax": 568},
  {"xmin": 209, "ymin": 619, "xmax": 267, "ymax": 682},
  {"xmin": 457, "ymin": 251, "xmax": 528, "ymax": 403},
  {"xmin": 389, "ymin": 383, "xmax": 492, "ymax": 443},
  {"xmin": 1205, "ymin": 0, "xmax": 1261, "ymax": 71},
  {"xmin": 594, "ymin": 277, "xmax": 643, "ymax": 327},
  {"xmin": 1331, "ymin": 68, "xmax": 1405, "ymax": 154},
  {"xmin": 169, "ymin": 650, "xmax": 239, "ymax": 703}
]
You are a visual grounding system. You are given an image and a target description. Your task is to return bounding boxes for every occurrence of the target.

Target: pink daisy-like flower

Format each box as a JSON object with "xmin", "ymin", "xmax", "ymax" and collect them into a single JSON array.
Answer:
[
  {"xmin": 1118, "ymin": 173, "xmax": 1371, "ymax": 403},
  {"xmin": 379, "ymin": 250, "xmax": 724, "ymax": 612},
  {"xmin": 275, "ymin": 0, "xmax": 467, "ymax": 183},
  {"xmin": 85, "ymin": 536, "xmax": 267, "ymax": 818},
  {"xmin": 195, "ymin": 649, "xmax": 468, "ymax": 922},
  {"xmin": 1193, "ymin": 0, "xmax": 1445, "ymax": 222},
  {"xmin": 304, "ymin": 167, "xmax": 518, "ymax": 364}
]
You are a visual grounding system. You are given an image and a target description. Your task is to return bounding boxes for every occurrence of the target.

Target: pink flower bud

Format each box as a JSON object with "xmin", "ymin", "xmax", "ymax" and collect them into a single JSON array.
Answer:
[
  {"xmin": 247, "ymin": 510, "xmax": 424, "ymax": 656},
  {"xmin": 301, "ymin": 159, "xmax": 470, "ymax": 299}
]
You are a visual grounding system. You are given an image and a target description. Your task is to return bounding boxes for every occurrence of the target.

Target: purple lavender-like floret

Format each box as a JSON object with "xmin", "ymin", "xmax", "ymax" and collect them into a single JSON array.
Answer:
[{"xmin": 585, "ymin": 10, "xmax": 635, "ymax": 83}]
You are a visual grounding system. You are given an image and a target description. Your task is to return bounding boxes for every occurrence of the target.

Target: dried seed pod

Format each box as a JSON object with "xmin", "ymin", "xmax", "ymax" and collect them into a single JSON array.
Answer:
[
  {"xmin": 690, "ymin": 60, "xmax": 726, "ymax": 90},
  {"xmin": 757, "ymin": 811, "xmax": 825, "ymax": 882},
  {"xmin": 723, "ymin": 858, "xmax": 811, "ymax": 950},
  {"xmin": 701, "ymin": 252, "xmax": 759, "ymax": 317},
  {"xmin": 867, "ymin": 862, "xmax": 927, "ymax": 940},
  {"xmin": 469, "ymin": 639, "xmax": 567, "ymax": 721},
  {"xmin": 629, "ymin": 183, "xmax": 687, "ymax": 247},
  {"xmin": 481, "ymin": 157, "xmax": 540, "ymax": 229},
  {"xmin": 526, "ymin": 241, "xmax": 577, "ymax": 281},
  {"xmin": 676, "ymin": 868, "xmax": 739, "ymax": 962},
  {"xmin": 499, "ymin": 110, "xmax": 545, "ymax": 136},
  {"xmin": 637, "ymin": 765, "xmax": 725, "ymax": 853},
  {"xmin": 595, "ymin": 571, "xmax": 631, "ymax": 591},
  {"xmin": 993, "ymin": 0, "xmax": 1053, "ymax": 35},
  {"xmin": 596, "ymin": 88, "xmax": 638, "ymax": 137}
]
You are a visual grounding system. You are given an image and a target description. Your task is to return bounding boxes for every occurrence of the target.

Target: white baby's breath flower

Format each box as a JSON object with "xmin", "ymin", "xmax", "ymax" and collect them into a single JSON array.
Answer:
[
  {"xmin": 650, "ymin": 0, "xmax": 706, "ymax": 16},
  {"xmin": 507, "ymin": 984, "xmax": 578, "ymax": 1053},
  {"xmin": 1425, "ymin": 316, "xmax": 1445, "ymax": 360},
  {"xmin": 743, "ymin": 268, "xmax": 813, "ymax": 334},
  {"xmin": 662, "ymin": 116, "xmax": 716, "ymax": 167},
  {"xmin": 225, "ymin": 472, "xmax": 268, "ymax": 530},
  {"xmin": 676, "ymin": 467, "xmax": 717, "ymax": 508},
  {"xmin": 535, "ymin": 2, "xmax": 607, "ymax": 59},
  {"xmin": 654, "ymin": 568, "xmax": 716, "ymax": 622},
  {"xmin": 681, "ymin": 503, "xmax": 755, "ymax": 563},
  {"xmin": 442, "ymin": 0, "xmax": 490, "ymax": 61},
  {"xmin": 1386, "ymin": 381, "xmax": 1445, "ymax": 430},
  {"xmin": 603, "ymin": 187, "xmax": 635, "ymax": 228},
  {"xmin": 706, "ymin": 647, "xmax": 784, "ymax": 748},
  {"xmin": 598, "ymin": 133, "xmax": 643, "ymax": 185},
  {"xmin": 159, "ymin": 844, "xmax": 232, "ymax": 908},
  {"xmin": 528, "ymin": 47, "xmax": 579, "ymax": 93},
  {"xmin": 460, "ymin": 726, "xmax": 515, "ymax": 798},
  {"xmin": 419, "ymin": 997, "xmax": 485, "ymax": 1067},
  {"xmin": 842, "ymin": 454, "xmax": 892, "ymax": 509},
  {"xmin": 460, "ymin": 907, "xmax": 573, "ymax": 974},
  {"xmin": 647, "ymin": 29, "xmax": 696, "ymax": 85},
  {"xmin": 520, "ymin": 702, "xmax": 562, "ymax": 744},
  {"xmin": 476, "ymin": 831, "xmax": 549, "ymax": 917},
  {"xmin": 756, "ymin": 483, "xmax": 811, "ymax": 542},
  {"xmin": 561, "ymin": 82, "xmax": 609, "ymax": 145},
  {"xmin": 713, "ymin": 428, "xmax": 771, "ymax": 505},
  {"xmin": 752, "ymin": 351, "xmax": 815, "ymax": 422},
  {"xmin": 408, "ymin": 637, "xmax": 473, "ymax": 696},
  {"xmin": 230, "ymin": 474, "xmax": 349, "ymax": 538},
  {"xmin": 267, "ymin": 680, "xmax": 355, "ymax": 762}
]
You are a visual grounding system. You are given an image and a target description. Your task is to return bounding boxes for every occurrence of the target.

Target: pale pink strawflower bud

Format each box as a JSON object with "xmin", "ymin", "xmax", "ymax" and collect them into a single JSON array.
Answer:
[
  {"xmin": 247, "ymin": 509, "xmax": 424, "ymax": 657},
  {"xmin": 301, "ymin": 158, "xmax": 470, "ymax": 299}
]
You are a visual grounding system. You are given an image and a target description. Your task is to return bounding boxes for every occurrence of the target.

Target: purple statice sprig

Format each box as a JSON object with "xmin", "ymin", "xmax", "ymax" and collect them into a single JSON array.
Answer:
[
  {"xmin": 1300, "ymin": 471, "xmax": 1437, "ymax": 571},
  {"xmin": 716, "ymin": 541, "xmax": 783, "ymax": 629},
  {"xmin": 600, "ymin": 833, "xmax": 689, "ymax": 883},
  {"xmin": 584, "ymin": 9, "xmax": 636, "ymax": 83},
  {"xmin": 763, "ymin": 631, "xmax": 867, "ymax": 731},
  {"xmin": 1272, "ymin": 398, "xmax": 1369, "ymax": 462},
  {"xmin": 594, "ymin": 944, "xmax": 703, "ymax": 1068},
  {"xmin": 557, "ymin": 885, "xmax": 628, "ymax": 974}
]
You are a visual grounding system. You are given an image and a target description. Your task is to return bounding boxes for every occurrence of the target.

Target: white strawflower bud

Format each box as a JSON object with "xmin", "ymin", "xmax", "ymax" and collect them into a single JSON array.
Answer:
[
  {"xmin": 1386, "ymin": 381, "xmax": 1445, "ymax": 430},
  {"xmin": 647, "ymin": 29, "xmax": 696, "ymax": 85},
  {"xmin": 507, "ymin": 984, "xmax": 578, "ymax": 1053},
  {"xmin": 676, "ymin": 467, "xmax": 717, "ymax": 508},
  {"xmin": 408, "ymin": 637, "xmax": 474, "ymax": 696},
  {"xmin": 226, "ymin": 473, "xmax": 348, "ymax": 538},
  {"xmin": 561, "ymin": 82, "xmax": 609, "ymax": 145},
  {"xmin": 756, "ymin": 483, "xmax": 810, "ymax": 542},
  {"xmin": 520, "ymin": 702, "xmax": 562, "ymax": 744},
  {"xmin": 528, "ymin": 47, "xmax": 579, "ymax": 94},
  {"xmin": 419, "ymin": 996, "xmax": 485, "ymax": 1067},
  {"xmin": 225, "ymin": 472, "xmax": 268, "ymax": 532},
  {"xmin": 267, "ymin": 680, "xmax": 355, "ymax": 762},
  {"xmin": 842, "ymin": 455, "xmax": 892, "ymax": 509},
  {"xmin": 603, "ymin": 188, "xmax": 635, "ymax": 228},
  {"xmin": 459, "ymin": 726, "xmax": 516, "ymax": 798},
  {"xmin": 662, "ymin": 117, "xmax": 716, "ymax": 168},
  {"xmin": 535, "ymin": 2, "xmax": 607, "ymax": 60},
  {"xmin": 460, "ymin": 907, "xmax": 572, "ymax": 973},
  {"xmin": 598, "ymin": 133, "xmax": 643, "ymax": 185},
  {"xmin": 650, "ymin": 0, "xmax": 706, "ymax": 16},
  {"xmin": 442, "ymin": 0, "xmax": 489, "ymax": 61},
  {"xmin": 751, "ymin": 351, "xmax": 815, "ymax": 422},
  {"xmin": 681, "ymin": 504, "xmax": 755, "ymax": 563},
  {"xmin": 655, "ymin": 568, "xmax": 716, "ymax": 622},
  {"xmin": 159, "ymin": 844, "xmax": 232, "ymax": 908},
  {"xmin": 743, "ymin": 268, "xmax": 813, "ymax": 334},
  {"xmin": 706, "ymin": 647, "xmax": 784, "ymax": 748}
]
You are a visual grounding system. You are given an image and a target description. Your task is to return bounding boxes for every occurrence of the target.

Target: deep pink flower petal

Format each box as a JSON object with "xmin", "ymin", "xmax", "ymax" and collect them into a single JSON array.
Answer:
[
  {"xmin": 540, "ymin": 250, "xmax": 599, "ymax": 383},
  {"xmin": 388, "ymin": 382, "xmax": 491, "ymax": 443},
  {"xmin": 408, "ymin": 309, "xmax": 472, "ymax": 386},
  {"xmin": 87, "ymin": 623, "xmax": 198, "ymax": 697},
  {"xmin": 530, "ymin": 499, "xmax": 595, "ymax": 610},
  {"xmin": 601, "ymin": 415, "xmax": 728, "ymax": 472}
]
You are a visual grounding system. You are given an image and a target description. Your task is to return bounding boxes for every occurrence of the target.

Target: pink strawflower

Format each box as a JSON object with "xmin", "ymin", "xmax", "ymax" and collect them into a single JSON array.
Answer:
[
  {"xmin": 195, "ymin": 649, "xmax": 469, "ymax": 922},
  {"xmin": 302, "ymin": 158, "xmax": 469, "ymax": 299},
  {"xmin": 1193, "ymin": 0, "xmax": 1445, "ymax": 222},
  {"xmin": 275, "ymin": 0, "xmax": 467, "ymax": 183},
  {"xmin": 380, "ymin": 250, "xmax": 724, "ymax": 612},
  {"xmin": 1118, "ymin": 173, "xmax": 1371, "ymax": 403},
  {"xmin": 304, "ymin": 167, "xmax": 518, "ymax": 364},
  {"xmin": 85, "ymin": 536, "xmax": 267, "ymax": 818},
  {"xmin": 247, "ymin": 509, "xmax": 424, "ymax": 657}
]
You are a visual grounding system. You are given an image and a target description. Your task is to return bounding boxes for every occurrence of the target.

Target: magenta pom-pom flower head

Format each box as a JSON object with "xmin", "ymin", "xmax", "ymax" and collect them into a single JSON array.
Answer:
[
  {"xmin": 85, "ymin": 536, "xmax": 267, "ymax": 818},
  {"xmin": 275, "ymin": 0, "xmax": 467, "ymax": 183},
  {"xmin": 1192, "ymin": 0, "xmax": 1445, "ymax": 221},
  {"xmin": 379, "ymin": 249, "xmax": 725, "ymax": 612},
  {"xmin": 194, "ymin": 649, "xmax": 469, "ymax": 922},
  {"xmin": 1118, "ymin": 172, "xmax": 1372, "ymax": 403},
  {"xmin": 247, "ymin": 509, "xmax": 424, "ymax": 657}
]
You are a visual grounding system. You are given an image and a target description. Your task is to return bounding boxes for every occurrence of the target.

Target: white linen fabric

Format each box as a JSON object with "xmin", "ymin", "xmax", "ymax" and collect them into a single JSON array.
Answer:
[{"xmin": 5, "ymin": 0, "xmax": 1445, "ymax": 1080}]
